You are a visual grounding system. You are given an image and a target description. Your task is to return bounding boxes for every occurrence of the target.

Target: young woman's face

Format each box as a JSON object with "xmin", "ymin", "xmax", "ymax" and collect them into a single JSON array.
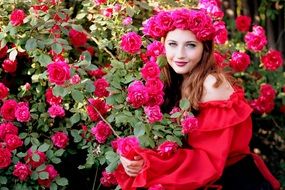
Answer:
[{"xmin": 164, "ymin": 29, "xmax": 204, "ymax": 75}]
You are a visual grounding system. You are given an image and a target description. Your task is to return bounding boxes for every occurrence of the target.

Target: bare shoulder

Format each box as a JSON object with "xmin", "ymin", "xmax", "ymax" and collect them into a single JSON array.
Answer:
[{"xmin": 200, "ymin": 74, "xmax": 234, "ymax": 102}]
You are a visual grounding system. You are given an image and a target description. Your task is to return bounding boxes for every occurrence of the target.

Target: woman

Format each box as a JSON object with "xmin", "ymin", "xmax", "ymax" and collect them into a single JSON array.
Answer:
[{"xmin": 114, "ymin": 9, "xmax": 280, "ymax": 190}]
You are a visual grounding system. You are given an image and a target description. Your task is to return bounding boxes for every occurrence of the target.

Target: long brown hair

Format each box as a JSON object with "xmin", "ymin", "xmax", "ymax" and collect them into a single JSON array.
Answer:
[{"xmin": 161, "ymin": 40, "xmax": 235, "ymax": 112}]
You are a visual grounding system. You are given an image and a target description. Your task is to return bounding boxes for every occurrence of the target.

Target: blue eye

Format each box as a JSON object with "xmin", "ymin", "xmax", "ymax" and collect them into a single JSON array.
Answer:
[
  {"xmin": 168, "ymin": 42, "xmax": 177, "ymax": 47},
  {"xmin": 186, "ymin": 43, "xmax": 196, "ymax": 48}
]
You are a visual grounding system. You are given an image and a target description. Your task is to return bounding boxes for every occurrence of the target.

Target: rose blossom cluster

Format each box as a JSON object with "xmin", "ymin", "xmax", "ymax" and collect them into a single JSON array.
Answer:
[
  {"xmin": 244, "ymin": 25, "xmax": 267, "ymax": 52},
  {"xmin": 127, "ymin": 59, "xmax": 164, "ymax": 123},
  {"xmin": 181, "ymin": 115, "xmax": 199, "ymax": 134},
  {"xmin": 86, "ymin": 98, "xmax": 109, "ymax": 122},
  {"xmin": 0, "ymin": 100, "xmax": 31, "ymax": 122},
  {"xmin": 213, "ymin": 21, "xmax": 228, "ymax": 44},
  {"xmin": 94, "ymin": 78, "xmax": 110, "ymax": 98},
  {"xmin": 142, "ymin": 9, "xmax": 215, "ymax": 41},
  {"xmin": 10, "ymin": 9, "xmax": 26, "ymax": 26},
  {"xmin": 250, "ymin": 84, "xmax": 276, "ymax": 114},
  {"xmin": 45, "ymin": 88, "xmax": 65, "ymax": 119},
  {"xmin": 229, "ymin": 51, "xmax": 251, "ymax": 72},
  {"xmin": 261, "ymin": 50, "xmax": 283, "ymax": 71}
]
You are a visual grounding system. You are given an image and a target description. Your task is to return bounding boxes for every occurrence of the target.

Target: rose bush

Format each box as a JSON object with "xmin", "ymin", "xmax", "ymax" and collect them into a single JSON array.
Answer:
[{"xmin": 0, "ymin": 0, "xmax": 284, "ymax": 189}]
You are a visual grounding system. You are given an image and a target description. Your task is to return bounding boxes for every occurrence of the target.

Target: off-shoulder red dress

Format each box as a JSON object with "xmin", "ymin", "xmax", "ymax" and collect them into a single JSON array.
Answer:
[{"xmin": 114, "ymin": 88, "xmax": 280, "ymax": 190}]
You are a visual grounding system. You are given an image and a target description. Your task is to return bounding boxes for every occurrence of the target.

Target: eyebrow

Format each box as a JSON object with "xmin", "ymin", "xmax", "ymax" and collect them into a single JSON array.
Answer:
[{"xmin": 166, "ymin": 40, "xmax": 197, "ymax": 43}]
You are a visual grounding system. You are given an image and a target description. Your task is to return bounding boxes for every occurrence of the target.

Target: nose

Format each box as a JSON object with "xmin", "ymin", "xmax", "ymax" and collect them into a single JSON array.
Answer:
[{"xmin": 176, "ymin": 46, "xmax": 186, "ymax": 59}]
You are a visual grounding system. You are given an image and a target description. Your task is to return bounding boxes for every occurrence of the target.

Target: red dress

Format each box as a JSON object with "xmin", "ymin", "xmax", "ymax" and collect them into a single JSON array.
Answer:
[{"xmin": 114, "ymin": 88, "xmax": 280, "ymax": 190}]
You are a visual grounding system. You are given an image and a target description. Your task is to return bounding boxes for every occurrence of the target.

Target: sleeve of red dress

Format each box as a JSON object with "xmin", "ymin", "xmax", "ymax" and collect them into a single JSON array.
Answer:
[{"xmin": 114, "ymin": 89, "xmax": 253, "ymax": 190}]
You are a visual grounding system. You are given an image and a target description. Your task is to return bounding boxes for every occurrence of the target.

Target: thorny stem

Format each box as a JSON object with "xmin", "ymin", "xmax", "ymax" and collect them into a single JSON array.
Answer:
[
  {"xmin": 91, "ymin": 102, "xmax": 120, "ymax": 138},
  {"xmin": 92, "ymin": 166, "xmax": 99, "ymax": 190}
]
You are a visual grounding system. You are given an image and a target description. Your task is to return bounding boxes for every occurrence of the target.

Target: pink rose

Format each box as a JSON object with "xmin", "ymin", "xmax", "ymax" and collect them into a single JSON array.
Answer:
[
  {"xmin": 10, "ymin": 9, "xmax": 26, "ymax": 26},
  {"xmin": 13, "ymin": 162, "xmax": 32, "ymax": 181},
  {"xmin": 113, "ymin": 3, "xmax": 121, "ymax": 12},
  {"xmin": 45, "ymin": 88, "xmax": 63, "ymax": 105},
  {"xmin": 143, "ymin": 17, "xmax": 166, "ymax": 38},
  {"xmin": 244, "ymin": 25, "xmax": 267, "ymax": 52},
  {"xmin": 100, "ymin": 170, "xmax": 117, "ymax": 187},
  {"xmin": 47, "ymin": 61, "xmax": 70, "ymax": 85},
  {"xmin": 0, "ymin": 45, "xmax": 8, "ymax": 59},
  {"xmin": 147, "ymin": 94, "xmax": 164, "ymax": 107},
  {"xmin": 235, "ymin": 15, "xmax": 251, "ymax": 32},
  {"xmin": 86, "ymin": 98, "xmax": 109, "ymax": 121},
  {"xmin": 51, "ymin": 132, "xmax": 69, "ymax": 148},
  {"xmin": 146, "ymin": 41, "xmax": 165, "ymax": 60},
  {"xmin": 24, "ymin": 149, "xmax": 47, "ymax": 169},
  {"xmin": 70, "ymin": 74, "xmax": 81, "ymax": 84},
  {"xmin": 0, "ymin": 99, "xmax": 18, "ymax": 121},
  {"xmin": 0, "ymin": 147, "xmax": 12, "ymax": 169},
  {"xmin": 141, "ymin": 60, "xmax": 161, "ymax": 80},
  {"xmin": 172, "ymin": 9, "xmax": 191, "ymax": 30},
  {"xmin": 120, "ymin": 32, "xmax": 142, "ymax": 54},
  {"xmin": 94, "ymin": 78, "xmax": 109, "ymax": 98},
  {"xmin": 122, "ymin": 17, "xmax": 133, "ymax": 26},
  {"xmin": 155, "ymin": 11, "xmax": 174, "ymax": 32},
  {"xmin": 0, "ymin": 82, "xmax": 9, "ymax": 100},
  {"xmin": 91, "ymin": 121, "xmax": 112, "ymax": 143},
  {"xmin": 144, "ymin": 105, "xmax": 163, "ymax": 123},
  {"xmin": 230, "ymin": 51, "xmax": 250, "ymax": 72},
  {"xmin": 69, "ymin": 29, "xmax": 87, "ymax": 46},
  {"xmin": 157, "ymin": 141, "xmax": 178, "ymax": 158},
  {"xmin": 117, "ymin": 136, "xmax": 140, "ymax": 160},
  {"xmin": 15, "ymin": 102, "xmax": 31, "ymax": 122},
  {"xmin": 4, "ymin": 134, "xmax": 23, "ymax": 151},
  {"xmin": 102, "ymin": 8, "xmax": 113, "ymax": 18},
  {"xmin": 48, "ymin": 105, "xmax": 65, "ymax": 118},
  {"xmin": 145, "ymin": 78, "xmax": 164, "ymax": 96},
  {"xmin": 181, "ymin": 115, "xmax": 198, "ymax": 134},
  {"xmin": 261, "ymin": 50, "xmax": 283, "ymax": 71},
  {"xmin": 213, "ymin": 21, "xmax": 228, "ymax": 44},
  {"xmin": 37, "ymin": 164, "xmax": 58, "ymax": 188},
  {"xmin": 0, "ymin": 122, "xmax": 18, "ymax": 140},
  {"xmin": 2, "ymin": 59, "xmax": 17, "ymax": 73},
  {"xmin": 127, "ymin": 80, "xmax": 149, "ymax": 108}
]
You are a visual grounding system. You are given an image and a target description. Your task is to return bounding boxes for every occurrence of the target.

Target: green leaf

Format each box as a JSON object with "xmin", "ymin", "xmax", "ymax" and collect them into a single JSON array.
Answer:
[
  {"xmin": 56, "ymin": 177, "xmax": 69, "ymax": 186},
  {"xmin": 25, "ymin": 38, "xmax": 37, "ymax": 51},
  {"xmin": 105, "ymin": 159, "xmax": 119, "ymax": 173},
  {"xmin": 70, "ymin": 113, "xmax": 80, "ymax": 125},
  {"xmin": 38, "ymin": 143, "xmax": 50, "ymax": 152},
  {"xmin": 53, "ymin": 86, "xmax": 68, "ymax": 97},
  {"xmin": 179, "ymin": 98, "xmax": 190, "ymax": 111},
  {"xmin": 170, "ymin": 112, "xmax": 182, "ymax": 118},
  {"xmin": 105, "ymin": 151, "xmax": 118, "ymax": 162},
  {"xmin": 71, "ymin": 129, "xmax": 82, "ymax": 143},
  {"xmin": 51, "ymin": 43, "xmax": 63, "ymax": 54},
  {"xmin": 16, "ymin": 152, "xmax": 27, "ymax": 158},
  {"xmin": 126, "ymin": 7, "xmax": 135, "ymax": 17},
  {"xmin": 54, "ymin": 149, "xmax": 65, "ymax": 157},
  {"xmin": 85, "ymin": 80, "xmax": 95, "ymax": 92},
  {"xmin": 71, "ymin": 89, "xmax": 84, "ymax": 102},
  {"xmin": 32, "ymin": 154, "xmax": 40, "ymax": 162},
  {"xmin": 51, "ymin": 157, "xmax": 61, "ymax": 164},
  {"xmin": 166, "ymin": 135, "xmax": 182, "ymax": 146},
  {"xmin": 50, "ymin": 183, "xmax": 58, "ymax": 190},
  {"xmin": 76, "ymin": 13, "xmax": 87, "ymax": 20},
  {"xmin": 39, "ymin": 171, "xmax": 49, "ymax": 180},
  {"xmin": 38, "ymin": 54, "xmax": 52, "ymax": 67},
  {"xmin": 0, "ymin": 176, "xmax": 7, "ymax": 184}
]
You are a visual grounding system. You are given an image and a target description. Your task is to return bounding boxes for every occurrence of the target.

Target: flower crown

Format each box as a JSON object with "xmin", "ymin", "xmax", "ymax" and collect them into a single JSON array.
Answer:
[{"xmin": 143, "ymin": 9, "xmax": 215, "ymax": 41}]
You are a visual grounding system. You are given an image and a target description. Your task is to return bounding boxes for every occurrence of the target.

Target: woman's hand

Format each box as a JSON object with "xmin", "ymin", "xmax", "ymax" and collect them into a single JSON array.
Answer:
[{"xmin": 120, "ymin": 155, "xmax": 144, "ymax": 177}]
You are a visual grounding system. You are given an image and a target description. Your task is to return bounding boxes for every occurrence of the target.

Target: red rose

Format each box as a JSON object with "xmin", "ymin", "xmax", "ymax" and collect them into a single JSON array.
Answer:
[
  {"xmin": 0, "ymin": 82, "xmax": 9, "ymax": 100},
  {"xmin": 15, "ymin": 102, "xmax": 31, "ymax": 122},
  {"xmin": 230, "ymin": 51, "xmax": 250, "ymax": 72},
  {"xmin": 13, "ymin": 162, "xmax": 32, "ymax": 181},
  {"xmin": 0, "ymin": 122, "xmax": 18, "ymax": 140},
  {"xmin": 91, "ymin": 121, "xmax": 112, "ymax": 143},
  {"xmin": 157, "ymin": 141, "xmax": 178, "ymax": 158},
  {"xmin": 24, "ymin": 149, "xmax": 47, "ymax": 169},
  {"xmin": 235, "ymin": 15, "xmax": 251, "ymax": 32},
  {"xmin": 69, "ymin": 29, "xmax": 87, "ymax": 47},
  {"xmin": 261, "ymin": 50, "xmax": 283, "ymax": 71},
  {"xmin": 4, "ymin": 134, "xmax": 23, "ymax": 151},
  {"xmin": 10, "ymin": 9, "xmax": 26, "ymax": 26},
  {"xmin": 100, "ymin": 170, "xmax": 117, "ymax": 187},
  {"xmin": 45, "ymin": 88, "xmax": 63, "ymax": 105},
  {"xmin": 0, "ymin": 99, "xmax": 18, "ymax": 121},
  {"xmin": 47, "ymin": 61, "xmax": 70, "ymax": 85},
  {"xmin": 37, "ymin": 165, "xmax": 58, "ymax": 188},
  {"xmin": 0, "ymin": 147, "xmax": 12, "ymax": 169},
  {"xmin": 120, "ymin": 32, "xmax": 142, "ymax": 54},
  {"xmin": 0, "ymin": 45, "xmax": 8, "ymax": 59},
  {"xmin": 51, "ymin": 132, "xmax": 69, "ymax": 148},
  {"xmin": 2, "ymin": 59, "xmax": 17, "ymax": 73},
  {"xmin": 94, "ymin": 78, "xmax": 109, "ymax": 98},
  {"xmin": 86, "ymin": 98, "xmax": 109, "ymax": 122}
]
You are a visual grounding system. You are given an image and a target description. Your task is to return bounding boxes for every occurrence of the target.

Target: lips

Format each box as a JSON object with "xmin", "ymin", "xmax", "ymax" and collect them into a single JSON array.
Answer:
[{"xmin": 174, "ymin": 61, "xmax": 188, "ymax": 67}]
